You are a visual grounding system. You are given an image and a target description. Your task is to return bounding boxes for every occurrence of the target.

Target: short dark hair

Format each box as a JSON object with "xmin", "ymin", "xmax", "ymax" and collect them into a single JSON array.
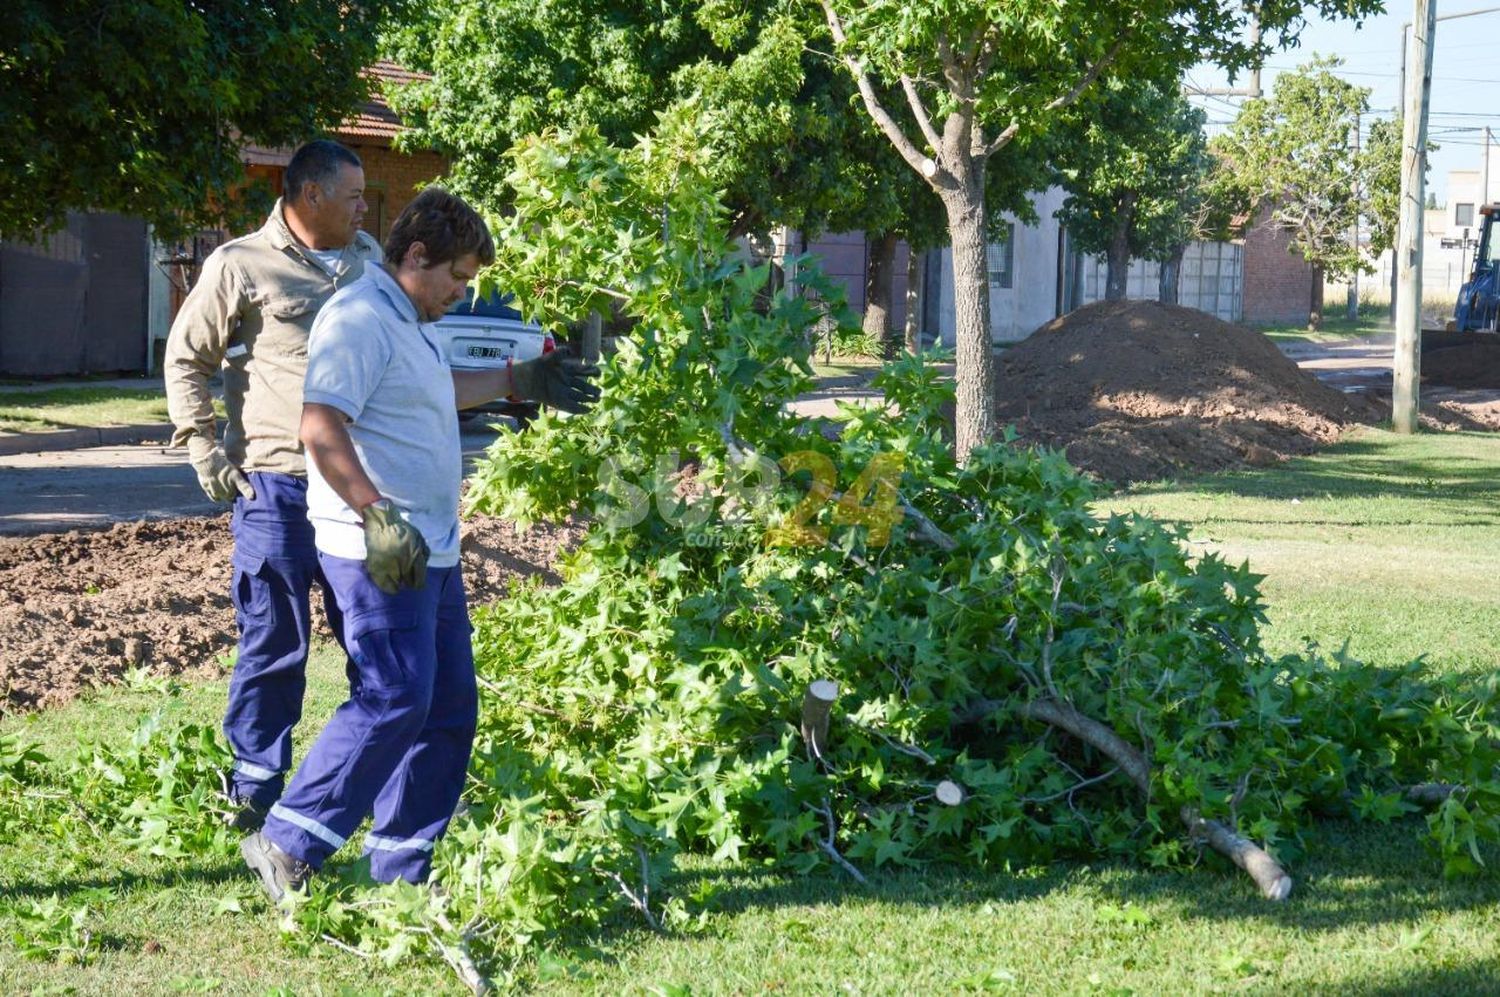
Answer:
[
  {"xmin": 383, "ymin": 187, "xmax": 496, "ymax": 268},
  {"xmin": 284, "ymin": 140, "xmax": 362, "ymax": 202}
]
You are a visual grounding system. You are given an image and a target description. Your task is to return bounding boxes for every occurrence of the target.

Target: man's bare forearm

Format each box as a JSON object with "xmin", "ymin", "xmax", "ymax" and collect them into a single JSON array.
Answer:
[
  {"xmin": 452, "ymin": 368, "xmax": 517, "ymax": 410},
  {"xmin": 300, "ymin": 403, "xmax": 382, "ymax": 515}
]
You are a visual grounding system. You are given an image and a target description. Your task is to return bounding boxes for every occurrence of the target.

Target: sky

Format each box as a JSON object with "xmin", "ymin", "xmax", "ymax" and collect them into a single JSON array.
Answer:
[{"xmin": 1184, "ymin": 3, "xmax": 1500, "ymax": 204}]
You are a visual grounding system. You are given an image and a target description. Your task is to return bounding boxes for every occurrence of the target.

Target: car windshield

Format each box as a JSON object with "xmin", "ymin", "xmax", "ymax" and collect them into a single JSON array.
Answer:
[{"xmin": 446, "ymin": 288, "xmax": 521, "ymax": 320}]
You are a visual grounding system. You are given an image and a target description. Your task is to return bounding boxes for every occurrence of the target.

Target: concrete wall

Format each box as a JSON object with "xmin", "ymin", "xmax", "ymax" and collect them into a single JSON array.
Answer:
[
  {"xmin": 783, "ymin": 230, "xmax": 912, "ymax": 332},
  {"xmin": 938, "ymin": 186, "xmax": 1070, "ymax": 345}
]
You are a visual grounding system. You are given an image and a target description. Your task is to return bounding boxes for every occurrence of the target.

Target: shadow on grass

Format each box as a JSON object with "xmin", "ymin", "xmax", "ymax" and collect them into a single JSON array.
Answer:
[
  {"xmin": 1128, "ymin": 433, "xmax": 1500, "ymax": 510},
  {"xmin": 0, "ymin": 855, "xmax": 244, "ymax": 904},
  {"xmin": 1315, "ymin": 959, "xmax": 1500, "ymax": 995},
  {"xmin": 546, "ymin": 817, "xmax": 1499, "ymax": 979}
]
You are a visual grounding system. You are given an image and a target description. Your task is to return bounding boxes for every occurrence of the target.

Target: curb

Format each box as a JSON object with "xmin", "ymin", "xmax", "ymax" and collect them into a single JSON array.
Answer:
[{"xmin": 0, "ymin": 422, "xmax": 175, "ymax": 457}]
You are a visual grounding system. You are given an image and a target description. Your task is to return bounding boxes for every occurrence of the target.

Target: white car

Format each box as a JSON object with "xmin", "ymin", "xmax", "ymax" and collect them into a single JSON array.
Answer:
[{"xmin": 435, "ymin": 288, "xmax": 555, "ymax": 427}]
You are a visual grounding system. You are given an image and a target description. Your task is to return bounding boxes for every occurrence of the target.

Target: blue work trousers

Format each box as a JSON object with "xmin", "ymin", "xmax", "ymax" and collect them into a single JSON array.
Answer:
[
  {"xmin": 263, "ymin": 554, "xmax": 477, "ymax": 884},
  {"xmin": 225, "ymin": 472, "xmax": 342, "ymax": 808}
]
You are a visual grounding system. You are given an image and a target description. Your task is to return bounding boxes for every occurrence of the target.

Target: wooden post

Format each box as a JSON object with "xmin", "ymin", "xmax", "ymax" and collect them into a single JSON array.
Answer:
[
  {"xmin": 800, "ymin": 680, "xmax": 839, "ymax": 758},
  {"xmin": 1392, "ymin": 0, "xmax": 1436, "ymax": 434}
]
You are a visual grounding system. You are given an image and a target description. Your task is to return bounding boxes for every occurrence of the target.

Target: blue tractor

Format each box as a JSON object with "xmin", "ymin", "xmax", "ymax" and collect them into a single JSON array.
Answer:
[{"xmin": 1453, "ymin": 202, "xmax": 1500, "ymax": 333}]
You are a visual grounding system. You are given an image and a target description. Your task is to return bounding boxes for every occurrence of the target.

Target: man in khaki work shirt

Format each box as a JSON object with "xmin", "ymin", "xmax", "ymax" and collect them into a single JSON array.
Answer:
[{"xmin": 164, "ymin": 139, "xmax": 382, "ymax": 832}]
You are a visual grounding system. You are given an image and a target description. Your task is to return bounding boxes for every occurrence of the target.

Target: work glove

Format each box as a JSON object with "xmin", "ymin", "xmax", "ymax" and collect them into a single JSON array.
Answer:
[
  {"xmin": 510, "ymin": 351, "xmax": 602, "ymax": 414},
  {"xmin": 362, "ymin": 500, "xmax": 429, "ymax": 594},
  {"xmin": 186, "ymin": 435, "xmax": 256, "ymax": 502}
]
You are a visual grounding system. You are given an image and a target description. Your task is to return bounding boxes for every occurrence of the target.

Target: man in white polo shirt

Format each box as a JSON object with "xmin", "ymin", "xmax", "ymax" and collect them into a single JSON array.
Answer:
[{"xmin": 239, "ymin": 187, "xmax": 600, "ymax": 897}]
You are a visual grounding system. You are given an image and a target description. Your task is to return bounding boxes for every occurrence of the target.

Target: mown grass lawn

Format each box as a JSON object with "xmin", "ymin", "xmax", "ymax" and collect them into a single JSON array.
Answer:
[
  {"xmin": 1255, "ymin": 314, "xmax": 1390, "ymax": 347},
  {"xmin": 5, "ymin": 426, "xmax": 1500, "ymax": 994},
  {"xmin": 0, "ymin": 387, "xmax": 175, "ymax": 434}
]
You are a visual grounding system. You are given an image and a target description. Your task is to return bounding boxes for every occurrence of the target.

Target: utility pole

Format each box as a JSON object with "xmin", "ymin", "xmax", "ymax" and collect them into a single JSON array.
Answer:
[
  {"xmin": 1485, "ymin": 126, "xmax": 1493, "ymax": 206},
  {"xmin": 1183, "ymin": 8, "xmax": 1262, "ymax": 98},
  {"xmin": 1393, "ymin": 0, "xmax": 1436, "ymax": 434},
  {"xmin": 1390, "ymin": 5, "xmax": 1500, "ymax": 321},
  {"xmin": 1349, "ymin": 115, "xmax": 1361, "ymax": 321}
]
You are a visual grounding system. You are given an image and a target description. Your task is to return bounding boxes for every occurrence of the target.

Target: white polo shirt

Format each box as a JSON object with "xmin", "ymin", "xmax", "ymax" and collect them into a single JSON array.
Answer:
[{"xmin": 303, "ymin": 264, "xmax": 462, "ymax": 567}]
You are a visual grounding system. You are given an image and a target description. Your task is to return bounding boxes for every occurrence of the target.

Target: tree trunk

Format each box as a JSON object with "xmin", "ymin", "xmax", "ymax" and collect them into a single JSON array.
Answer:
[
  {"xmin": 1104, "ymin": 195, "xmax": 1137, "ymax": 302},
  {"xmin": 942, "ymin": 184, "xmax": 997, "ymax": 462},
  {"xmin": 1308, "ymin": 265, "xmax": 1325, "ymax": 331},
  {"xmin": 904, "ymin": 246, "xmax": 922, "ymax": 356},
  {"xmin": 1159, "ymin": 244, "xmax": 1186, "ymax": 305},
  {"xmin": 864, "ymin": 231, "xmax": 899, "ymax": 357}
]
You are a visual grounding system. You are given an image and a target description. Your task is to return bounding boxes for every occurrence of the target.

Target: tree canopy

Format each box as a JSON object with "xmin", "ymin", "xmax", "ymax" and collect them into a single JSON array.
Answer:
[
  {"xmin": 1214, "ymin": 57, "xmax": 1372, "ymax": 319},
  {"xmin": 2, "ymin": 0, "xmax": 407, "ymax": 241},
  {"xmin": 1053, "ymin": 79, "xmax": 1213, "ymax": 300},
  {"xmin": 384, "ymin": 0, "xmax": 912, "ymax": 242}
]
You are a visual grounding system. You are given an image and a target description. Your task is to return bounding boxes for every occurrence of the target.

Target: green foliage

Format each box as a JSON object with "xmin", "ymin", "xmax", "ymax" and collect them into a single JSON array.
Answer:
[
  {"xmin": 63, "ymin": 707, "xmax": 237, "ymax": 859},
  {"xmin": 6, "ymin": 105, "xmax": 1496, "ymax": 993},
  {"xmin": 1053, "ymin": 78, "xmax": 1214, "ymax": 283},
  {"xmin": 384, "ymin": 0, "xmax": 921, "ymax": 242},
  {"xmin": 2, "ymin": 0, "xmax": 407, "ymax": 241},
  {"xmin": 1215, "ymin": 56, "xmax": 1373, "ymax": 283},
  {"xmin": 11, "ymin": 892, "xmax": 106, "ymax": 965},
  {"xmin": 1361, "ymin": 116, "xmax": 1420, "ymax": 258},
  {"xmin": 393, "ymin": 117, "xmax": 1500, "ymax": 984}
]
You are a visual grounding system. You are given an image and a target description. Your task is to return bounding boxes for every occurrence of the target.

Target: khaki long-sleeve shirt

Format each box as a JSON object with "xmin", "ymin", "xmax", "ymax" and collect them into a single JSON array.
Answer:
[{"xmin": 164, "ymin": 200, "xmax": 382, "ymax": 476}]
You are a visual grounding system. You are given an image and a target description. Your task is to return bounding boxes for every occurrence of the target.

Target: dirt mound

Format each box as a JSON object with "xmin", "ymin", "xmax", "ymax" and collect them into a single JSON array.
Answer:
[
  {"xmin": 994, "ymin": 300, "xmax": 1374, "ymax": 484},
  {"xmin": 0, "ymin": 514, "xmax": 582, "ymax": 714},
  {"xmin": 1422, "ymin": 340, "xmax": 1500, "ymax": 390}
]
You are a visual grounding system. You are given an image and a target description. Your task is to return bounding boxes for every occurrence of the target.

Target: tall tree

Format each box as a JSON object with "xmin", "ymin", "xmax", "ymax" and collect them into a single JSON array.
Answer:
[
  {"xmin": 1215, "ymin": 56, "xmax": 1371, "ymax": 328},
  {"xmin": 384, "ymin": 2, "xmax": 900, "ymax": 241},
  {"xmin": 818, "ymin": 0, "xmax": 1383, "ymax": 459},
  {"xmin": 1052, "ymin": 79, "xmax": 1212, "ymax": 302},
  {"xmin": 2, "ymin": 0, "xmax": 407, "ymax": 241}
]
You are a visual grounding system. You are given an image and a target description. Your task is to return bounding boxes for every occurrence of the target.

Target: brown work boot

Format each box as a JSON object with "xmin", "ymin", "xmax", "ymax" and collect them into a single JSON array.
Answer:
[{"xmin": 240, "ymin": 832, "xmax": 311, "ymax": 903}]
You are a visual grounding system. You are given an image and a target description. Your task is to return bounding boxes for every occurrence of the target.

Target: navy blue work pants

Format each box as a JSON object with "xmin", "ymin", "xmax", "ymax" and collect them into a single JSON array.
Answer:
[
  {"xmin": 225, "ymin": 472, "xmax": 342, "ymax": 808},
  {"xmin": 263, "ymin": 553, "xmax": 477, "ymax": 884}
]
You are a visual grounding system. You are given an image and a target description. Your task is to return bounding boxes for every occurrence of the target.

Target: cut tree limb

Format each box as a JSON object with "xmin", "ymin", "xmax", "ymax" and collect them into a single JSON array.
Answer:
[
  {"xmin": 1011, "ymin": 697, "xmax": 1293, "ymax": 901},
  {"xmin": 935, "ymin": 780, "xmax": 967, "ymax": 806},
  {"xmin": 801, "ymin": 679, "xmax": 840, "ymax": 759}
]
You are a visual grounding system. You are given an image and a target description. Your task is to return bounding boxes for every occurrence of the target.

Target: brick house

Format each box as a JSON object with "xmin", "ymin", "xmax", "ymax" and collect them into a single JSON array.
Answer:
[
  {"xmin": 239, "ymin": 62, "xmax": 445, "ymax": 247},
  {"xmin": 1239, "ymin": 206, "xmax": 1318, "ymax": 326}
]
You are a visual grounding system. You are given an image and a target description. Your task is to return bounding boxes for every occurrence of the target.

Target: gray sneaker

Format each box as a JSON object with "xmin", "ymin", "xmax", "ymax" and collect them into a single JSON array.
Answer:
[{"xmin": 240, "ymin": 832, "xmax": 311, "ymax": 903}]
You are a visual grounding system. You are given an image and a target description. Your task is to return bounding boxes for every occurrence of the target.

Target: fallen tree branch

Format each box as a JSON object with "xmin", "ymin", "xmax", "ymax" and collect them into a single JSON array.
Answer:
[
  {"xmin": 808, "ymin": 796, "xmax": 869, "ymax": 885},
  {"xmin": 1015, "ymin": 697, "xmax": 1293, "ymax": 901},
  {"xmin": 801, "ymin": 679, "xmax": 840, "ymax": 761},
  {"xmin": 1405, "ymin": 782, "xmax": 1464, "ymax": 806}
]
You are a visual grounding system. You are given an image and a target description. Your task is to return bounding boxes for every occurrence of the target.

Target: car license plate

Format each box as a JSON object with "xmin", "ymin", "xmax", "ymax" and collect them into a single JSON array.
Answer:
[{"xmin": 467, "ymin": 345, "xmax": 507, "ymax": 359}]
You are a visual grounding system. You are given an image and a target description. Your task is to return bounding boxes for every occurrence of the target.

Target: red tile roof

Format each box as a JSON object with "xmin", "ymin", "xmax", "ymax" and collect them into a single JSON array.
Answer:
[{"xmin": 338, "ymin": 60, "xmax": 428, "ymax": 141}]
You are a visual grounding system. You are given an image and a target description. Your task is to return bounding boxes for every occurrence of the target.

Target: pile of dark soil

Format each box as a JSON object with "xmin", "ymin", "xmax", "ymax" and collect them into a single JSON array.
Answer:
[
  {"xmin": 994, "ymin": 300, "xmax": 1375, "ymax": 484},
  {"xmin": 1422, "ymin": 339, "xmax": 1500, "ymax": 390},
  {"xmin": 0, "ymin": 514, "xmax": 582, "ymax": 713}
]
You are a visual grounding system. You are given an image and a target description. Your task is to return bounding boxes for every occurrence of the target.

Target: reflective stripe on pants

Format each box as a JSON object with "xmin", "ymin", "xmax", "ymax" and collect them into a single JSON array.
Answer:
[
  {"xmin": 262, "ymin": 553, "xmax": 476, "ymax": 884},
  {"xmin": 224, "ymin": 472, "xmax": 344, "ymax": 808}
]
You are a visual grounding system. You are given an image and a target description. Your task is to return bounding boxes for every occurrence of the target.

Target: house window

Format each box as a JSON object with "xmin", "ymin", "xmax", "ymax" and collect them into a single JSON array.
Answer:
[
  {"xmin": 1456, "ymin": 203, "xmax": 1475, "ymax": 227},
  {"xmin": 987, "ymin": 223, "xmax": 1015, "ymax": 289}
]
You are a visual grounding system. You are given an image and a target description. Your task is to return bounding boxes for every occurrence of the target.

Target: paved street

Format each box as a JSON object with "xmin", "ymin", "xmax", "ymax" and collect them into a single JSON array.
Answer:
[{"xmin": 0, "ymin": 423, "xmax": 515, "ymax": 536}]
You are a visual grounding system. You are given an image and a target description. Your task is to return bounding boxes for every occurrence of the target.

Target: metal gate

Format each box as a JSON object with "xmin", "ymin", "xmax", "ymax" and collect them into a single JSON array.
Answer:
[{"xmin": 0, "ymin": 212, "xmax": 149, "ymax": 375}]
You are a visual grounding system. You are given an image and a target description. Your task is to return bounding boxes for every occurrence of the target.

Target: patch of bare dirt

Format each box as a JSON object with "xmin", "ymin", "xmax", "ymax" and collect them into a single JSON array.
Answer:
[
  {"xmin": 0, "ymin": 514, "xmax": 582, "ymax": 714},
  {"xmin": 992, "ymin": 300, "xmax": 1380, "ymax": 485},
  {"xmin": 1422, "ymin": 340, "xmax": 1500, "ymax": 391}
]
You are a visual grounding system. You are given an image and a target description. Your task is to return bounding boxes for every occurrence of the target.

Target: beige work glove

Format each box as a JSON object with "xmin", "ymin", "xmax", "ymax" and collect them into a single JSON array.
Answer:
[
  {"xmin": 362, "ymin": 500, "xmax": 430, "ymax": 594},
  {"xmin": 186, "ymin": 435, "xmax": 256, "ymax": 502}
]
